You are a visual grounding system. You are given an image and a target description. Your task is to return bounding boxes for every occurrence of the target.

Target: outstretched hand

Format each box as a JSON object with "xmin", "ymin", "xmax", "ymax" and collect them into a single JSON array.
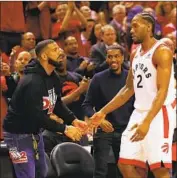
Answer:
[
  {"xmin": 100, "ymin": 119, "xmax": 114, "ymax": 133},
  {"xmin": 72, "ymin": 119, "xmax": 88, "ymax": 135},
  {"xmin": 88, "ymin": 111, "xmax": 106, "ymax": 129},
  {"xmin": 64, "ymin": 125, "xmax": 82, "ymax": 141}
]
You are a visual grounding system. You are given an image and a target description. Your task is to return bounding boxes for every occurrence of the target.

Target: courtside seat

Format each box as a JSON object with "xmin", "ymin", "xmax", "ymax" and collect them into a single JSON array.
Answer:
[
  {"xmin": 45, "ymin": 152, "xmax": 57, "ymax": 178},
  {"xmin": 50, "ymin": 142, "xmax": 94, "ymax": 178}
]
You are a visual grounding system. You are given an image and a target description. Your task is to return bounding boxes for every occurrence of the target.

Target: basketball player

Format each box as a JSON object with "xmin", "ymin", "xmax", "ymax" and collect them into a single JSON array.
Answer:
[{"xmin": 89, "ymin": 13, "xmax": 176, "ymax": 178}]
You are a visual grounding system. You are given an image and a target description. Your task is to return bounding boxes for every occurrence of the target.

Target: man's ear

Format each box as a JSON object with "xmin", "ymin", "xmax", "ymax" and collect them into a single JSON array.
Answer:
[
  {"xmin": 147, "ymin": 23, "xmax": 152, "ymax": 33},
  {"xmin": 41, "ymin": 52, "xmax": 48, "ymax": 61}
]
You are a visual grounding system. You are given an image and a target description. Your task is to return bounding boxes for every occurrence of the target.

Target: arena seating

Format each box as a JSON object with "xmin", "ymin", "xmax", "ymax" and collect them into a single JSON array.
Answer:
[
  {"xmin": 45, "ymin": 152, "xmax": 57, "ymax": 178},
  {"xmin": 1, "ymin": 140, "xmax": 176, "ymax": 178},
  {"xmin": 50, "ymin": 142, "xmax": 94, "ymax": 178}
]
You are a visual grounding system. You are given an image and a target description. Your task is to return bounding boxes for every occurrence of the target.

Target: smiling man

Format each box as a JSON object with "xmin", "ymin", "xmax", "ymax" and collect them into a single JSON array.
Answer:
[{"xmin": 82, "ymin": 44, "xmax": 134, "ymax": 178}]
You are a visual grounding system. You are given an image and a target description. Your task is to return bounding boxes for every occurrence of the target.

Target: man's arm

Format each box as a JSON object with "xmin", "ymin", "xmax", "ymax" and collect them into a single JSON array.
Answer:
[
  {"xmin": 53, "ymin": 97, "xmax": 77, "ymax": 125},
  {"xmin": 143, "ymin": 45, "xmax": 173, "ymax": 124},
  {"xmin": 59, "ymin": 3, "xmax": 73, "ymax": 33},
  {"xmin": 82, "ymin": 75, "xmax": 100, "ymax": 117},
  {"xmin": 61, "ymin": 89, "xmax": 82, "ymax": 105},
  {"xmin": 25, "ymin": 79, "xmax": 66, "ymax": 133},
  {"xmin": 74, "ymin": 60, "xmax": 88, "ymax": 75},
  {"xmin": 73, "ymin": 2, "xmax": 87, "ymax": 28},
  {"xmin": 62, "ymin": 77, "xmax": 89, "ymax": 105}
]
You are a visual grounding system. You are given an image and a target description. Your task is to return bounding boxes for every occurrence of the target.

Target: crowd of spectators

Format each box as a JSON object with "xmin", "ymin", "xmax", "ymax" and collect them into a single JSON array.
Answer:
[{"xmin": 0, "ymin": 1, "xmax": 176, "ymax": 178}]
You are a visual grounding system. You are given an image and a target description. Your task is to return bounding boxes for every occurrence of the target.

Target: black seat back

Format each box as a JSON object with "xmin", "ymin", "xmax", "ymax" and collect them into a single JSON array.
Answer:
[
  {"xmin": 50, "ymin": 142, "xmax": 94, "ymax": 178},
  {"xmin": 45, "ymin": 152, "xmax": 57, "ymax": 178}
]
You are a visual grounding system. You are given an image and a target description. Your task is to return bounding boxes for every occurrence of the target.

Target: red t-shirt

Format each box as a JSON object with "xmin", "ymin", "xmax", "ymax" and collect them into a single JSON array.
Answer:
[
  {"xmin": 52, "ymin": 19, "xmax": 86, "ymax": 56},
  {"xmin": 52, "ymin": 19, "xmax": 81, "ymax": 38}
]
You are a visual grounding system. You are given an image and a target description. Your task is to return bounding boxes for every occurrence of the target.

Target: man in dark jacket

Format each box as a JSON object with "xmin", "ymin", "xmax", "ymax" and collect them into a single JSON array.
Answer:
[
  {"xmin": 82, "ymin": 45, "xmax": 134, "ymax": 178},
  {"xmin": 3, "ymin": 39, "xmax": 87, "ymax": 178}
]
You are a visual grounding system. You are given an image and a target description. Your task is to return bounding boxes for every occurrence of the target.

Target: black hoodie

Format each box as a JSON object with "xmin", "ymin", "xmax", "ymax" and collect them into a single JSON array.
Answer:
[{"xmin": 3, "ymin": 59, "xmax": 76, "ymax": 134}]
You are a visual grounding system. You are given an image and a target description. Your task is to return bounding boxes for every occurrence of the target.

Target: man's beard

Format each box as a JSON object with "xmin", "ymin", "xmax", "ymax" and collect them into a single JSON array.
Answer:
[
  {"xmin": 48, "ymin": 57, "xmax": 62, "ymax": 68},
  {"xmin": 55, "ymin": 65, "xmax": 64, "ymax": 73}
]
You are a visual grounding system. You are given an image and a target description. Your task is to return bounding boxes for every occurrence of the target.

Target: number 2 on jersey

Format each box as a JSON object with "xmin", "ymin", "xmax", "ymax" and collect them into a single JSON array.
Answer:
[{"xmin": 137, "ymin": 75, "xmax": 143, "ymax": 88}]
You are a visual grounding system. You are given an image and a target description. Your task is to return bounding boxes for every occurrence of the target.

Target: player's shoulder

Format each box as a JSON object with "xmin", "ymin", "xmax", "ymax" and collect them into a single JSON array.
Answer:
[
  {"xmin": 155, "ymin": 38, "xmax": 174, "ymax": 53},
  {"xmin": 153, "ymin": 39, "xmax": 173, "ymax": 64}
]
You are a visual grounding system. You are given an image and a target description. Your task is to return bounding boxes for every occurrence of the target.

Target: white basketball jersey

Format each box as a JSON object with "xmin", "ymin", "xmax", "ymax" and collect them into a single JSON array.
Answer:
[{"xmin": 132, "ymin": 40, "xmax": 176, "ymax": 110}]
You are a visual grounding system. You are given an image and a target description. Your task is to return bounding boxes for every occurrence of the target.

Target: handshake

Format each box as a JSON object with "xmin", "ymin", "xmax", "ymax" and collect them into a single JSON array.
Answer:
[{"xmin": 50, "ymin": 111, "xmax": 113, "ymax": 141}]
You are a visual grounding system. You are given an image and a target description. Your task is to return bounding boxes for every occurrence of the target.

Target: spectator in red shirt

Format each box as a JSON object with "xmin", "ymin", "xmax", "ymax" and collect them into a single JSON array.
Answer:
[
  {"xmin": 51, "ymin": 2, "xmax": 87, "ymax": 56},
  {"xmin": 0, "ymin": 1, "xmax": 26, "ymax": 55}
]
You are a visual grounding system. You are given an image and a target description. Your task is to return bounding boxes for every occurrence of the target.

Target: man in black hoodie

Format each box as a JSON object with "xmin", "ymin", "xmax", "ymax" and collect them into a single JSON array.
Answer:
[{"xmin": 3, "ymin": 39, "xmax": 88, "ymax": 178}]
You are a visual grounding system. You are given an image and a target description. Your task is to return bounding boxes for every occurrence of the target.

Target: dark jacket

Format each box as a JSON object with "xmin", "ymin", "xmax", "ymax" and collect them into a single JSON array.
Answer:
[
  {"xmin": 66, "ymin": 55, "xmax": 94, "ymax": 77},
  {"xmin": 66, "ymin": 55, "xmax": 86, "ymax": 75},
  {"xmin": 90, "ymin": 42, "xmax": 108, "ymax": 73},
  {"xmin": 3, "ymin": 59, "xmax": 76, "ymax": 134},
  {"xmin": 3, "ymin": 73, "xmax": 20, "ymax": 101}
]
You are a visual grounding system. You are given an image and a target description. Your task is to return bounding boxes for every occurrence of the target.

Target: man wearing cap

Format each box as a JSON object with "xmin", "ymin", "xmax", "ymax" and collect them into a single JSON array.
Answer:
[
  {"xmin": 82, "ymin": 45, "xmax": 134, "ymax": 178},
  {"xmin": 3, "ymin": 39, "xmax": 88, "ymax": 178}
]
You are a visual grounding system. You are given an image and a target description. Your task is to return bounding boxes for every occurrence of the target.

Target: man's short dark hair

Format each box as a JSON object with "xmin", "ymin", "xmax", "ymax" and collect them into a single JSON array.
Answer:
[
  {"xmin": 106, "ymin": 44, "xmax": 125, "ymax": 56},
  {"xmin": 137, "ymin": 12, "xmax": 156, "ymax": 34},
  {"xmin": 35, "ymin": 39, "xmax": 55, "ymax": 56},
  {"xmin": 64, "ymin": 36, "xmax": 77, "ymax": 46}
]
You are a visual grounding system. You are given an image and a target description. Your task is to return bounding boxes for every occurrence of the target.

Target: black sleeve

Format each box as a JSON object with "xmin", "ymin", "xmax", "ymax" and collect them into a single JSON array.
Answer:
[
  {"xmin": 5, "ymin": 75, "xmax": 18, "ymax": 99},
  {"xmin": 74, "ymin": 68, "xmax": 85, "ymax": 76},
  {"xmin": 82, "ymin": 75, "xmax": 99, "ymax": 117},
  {"xmin": 25, "ymin": 79, "xmax": 66, "ymax": 133},
  {"xmin": 53, "ymin": 97, "xmax": 76, "ymax": 125},
  {"xmin": 73, "ymin": 72, "xmax": 83, "ymax": 82},
  {"xmin": 90, "ymin": 46, "xmax": 108, "ymax": 73},
  {"xmin": 95, "ymin": 61, "xmax": 108, "ymax": 73}
]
